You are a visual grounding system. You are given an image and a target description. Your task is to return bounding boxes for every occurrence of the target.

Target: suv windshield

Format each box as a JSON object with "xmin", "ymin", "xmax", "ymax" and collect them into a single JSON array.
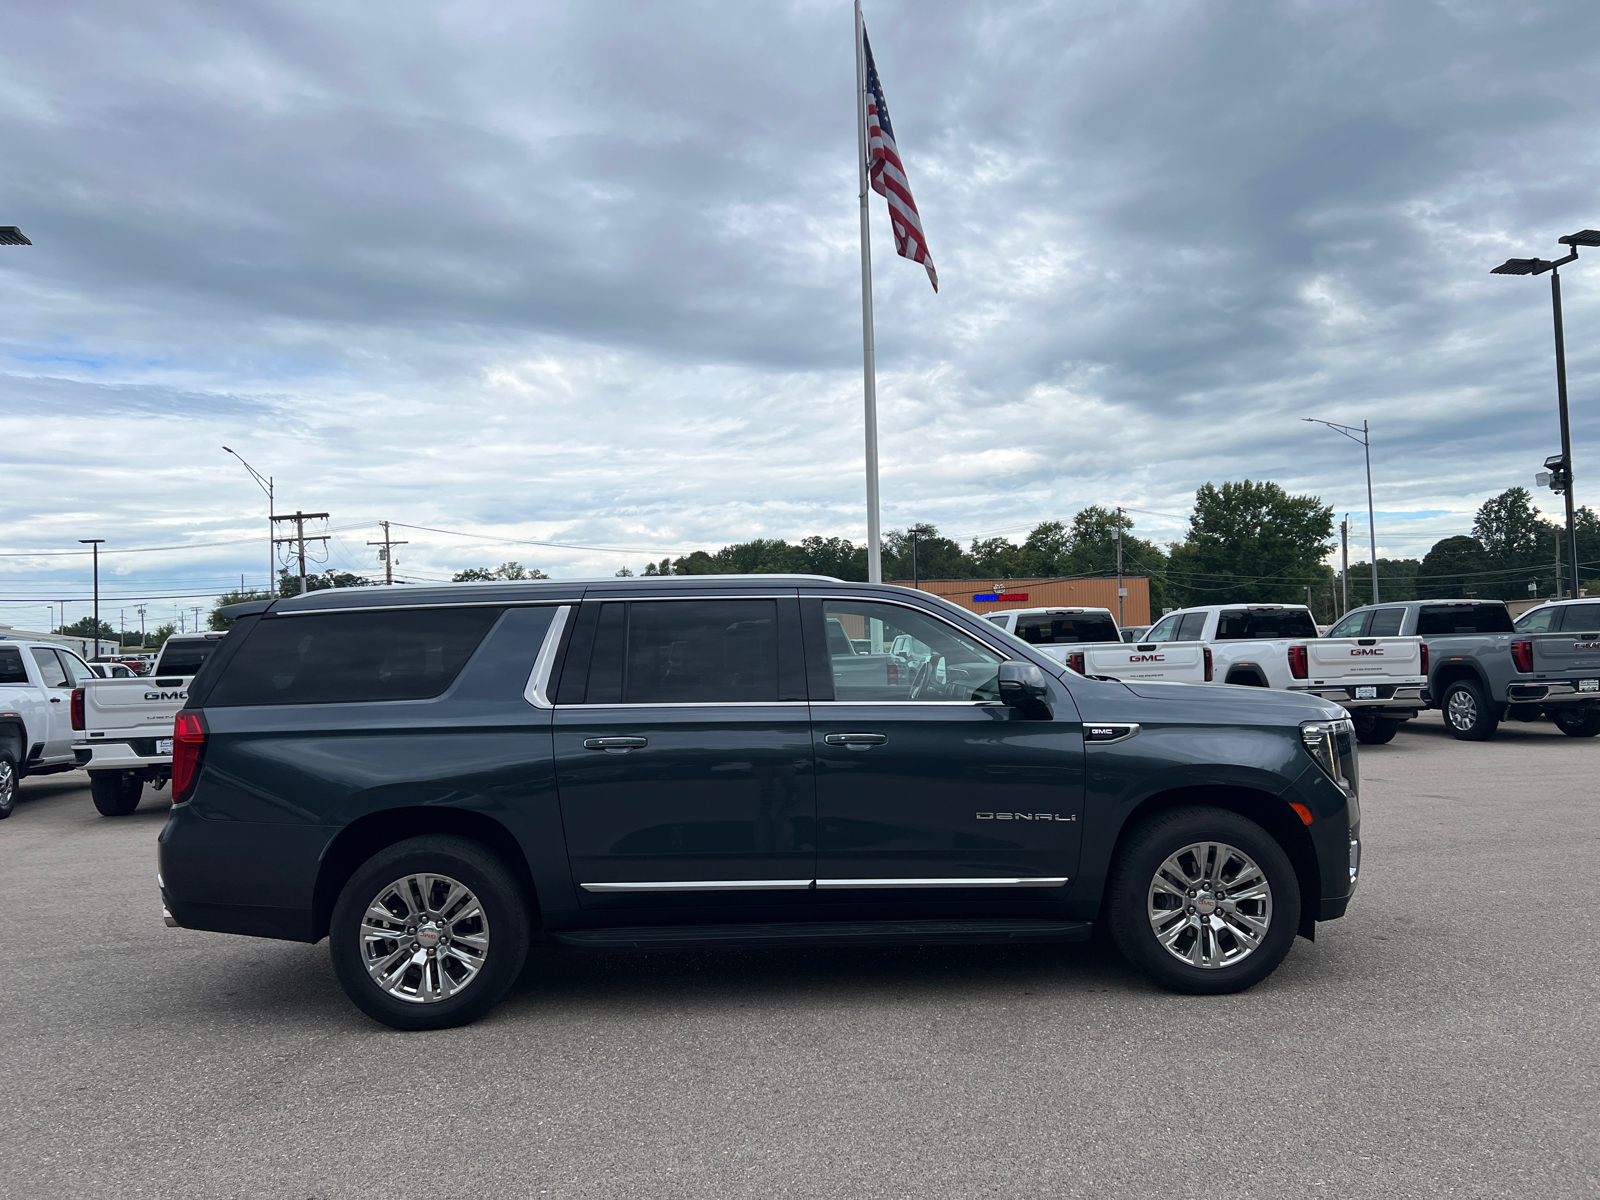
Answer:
[
  {"xmin": 1417, "ymin": 604, "xmax": 1514, "ymax": 636},
  {"xmin": 1212, "ymin": 609, "xmax": 1319, "ymax": 640},
  {"xmin": 1013, "ymin": 613, "xmax": 1119, "ymax": 645}
]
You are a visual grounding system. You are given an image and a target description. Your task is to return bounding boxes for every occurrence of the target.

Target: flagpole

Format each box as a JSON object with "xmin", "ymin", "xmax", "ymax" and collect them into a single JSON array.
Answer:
[{"xmin": 854, "ymin": 0, "xmax": 882, "ymax": 584}]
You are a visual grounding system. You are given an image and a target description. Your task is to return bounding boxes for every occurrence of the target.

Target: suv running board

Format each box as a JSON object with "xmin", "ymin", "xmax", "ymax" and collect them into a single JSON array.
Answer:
[{"xmin": 548, "ymin": 918, "xmax": 1093, "ymax": 950}]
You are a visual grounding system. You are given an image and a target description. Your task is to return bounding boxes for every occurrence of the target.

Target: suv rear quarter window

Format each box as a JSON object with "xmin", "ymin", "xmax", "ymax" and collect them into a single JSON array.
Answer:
[{"xmin": 206, "ymin": 607, "xmax": 504, "ymax": 706}]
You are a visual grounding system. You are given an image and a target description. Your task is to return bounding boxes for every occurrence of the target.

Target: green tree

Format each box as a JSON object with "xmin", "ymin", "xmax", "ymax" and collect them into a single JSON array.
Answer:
[
  {"xmin": 60, "ymin": 617, "xmax": 116, "ymax": 641},
  {"xmin": 884, "ymin": 524, "xmax": 971, "ymax": 580},
  {"xmin": 1167, "ymin": 480, "xmax": 1334, "ymax": 605},
  {"xmin": 1577, "ymin": 506, "xmax": 1600, "ymax": 595},
  {"xmin": 209, "ymin": 589, "xmax": 272, "ymax": 631},
  {"xmin": 451, "ymin": 562, "xmax": 547, "ymax": 583},
  {"xmin": 795, "ymin": 536, "xmax": 867, "ymax": 580},
  {"xmin": 147, "ymin": 622, "xmax": 177, "ymax": 649},
  {"xmin": 1470, "ymin": 487, "xmax": 1559, "ymax": 600},
  {"xmin": 278, "ymin": 567, "xmax": 372, "ymax": 595},
  {"xmin": 1342, "ymin": 558, "xmax": 1422, "ymax": 607},
  {"xmin": 1417, "ymin": 536, "xmax": 1489, "ymax": 599}
]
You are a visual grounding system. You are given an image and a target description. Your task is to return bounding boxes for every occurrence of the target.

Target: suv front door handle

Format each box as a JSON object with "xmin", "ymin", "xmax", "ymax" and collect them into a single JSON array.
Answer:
[
  {"xmin": 823, "ymin": 732, "xmax": 887, "ymax": 749},
  {"xmin": 583, "ymin": 736, "xmax": 647, "ymax": 752}
]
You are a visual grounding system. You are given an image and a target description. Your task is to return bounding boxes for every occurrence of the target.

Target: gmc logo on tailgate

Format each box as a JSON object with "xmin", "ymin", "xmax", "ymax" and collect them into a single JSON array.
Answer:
[
  {"xmin": 1350, "ymin": 649, "xmax": 1384, "ymax": 656},
  {"xmin": 1129, "ymin": 653, "xmax": 1165, "ymax": 662},
  {"xmin": 1576, "ymin": 642, "xmax": 1600, "ymax": 650},
  {"xmin": 145, "ymin": 690, "xmax": 186, "ymax": 701}
]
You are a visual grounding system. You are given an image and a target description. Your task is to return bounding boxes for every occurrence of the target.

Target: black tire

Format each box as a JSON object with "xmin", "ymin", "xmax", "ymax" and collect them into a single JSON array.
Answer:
[
  {"xmin": 1351, "ymin": 711, "xmax": 1399, "ymax": 745},
  {"xmin": 89, "ymin": 770, "xmax": 144, "ymax": 816},
  {"xmin": 1440, "ymin": 679, "xmax": 1498, "ymax": 741},
  {"xmin": 1106, "ymin": 806, "xmax": 1301, "ymax": 995},
  {"xmin": 1552, "ymin": 707, "xmax": 1600, "ymax": 738},
  {"xmin": 329, "ymin": 836, "xmax": 530, "ymax": 1031},
  {"xmin": 0, "ymin": 753, "xmax": 16, "ymax": 819}
]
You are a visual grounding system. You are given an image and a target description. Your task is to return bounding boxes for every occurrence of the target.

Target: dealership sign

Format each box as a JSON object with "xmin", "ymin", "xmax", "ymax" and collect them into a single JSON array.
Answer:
[{"xmin": 974, "ymin": 592, "xmax": 1029, "ymax": 602}]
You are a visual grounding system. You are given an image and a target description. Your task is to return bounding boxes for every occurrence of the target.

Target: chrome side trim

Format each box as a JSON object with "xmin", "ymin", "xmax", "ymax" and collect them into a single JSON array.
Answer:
[
  {"xmin": 813, "ymin": 877, "xmax": 1069, "ymax": 889},
  {"xmin": 559, "ymin": 701, "xmax": 810, "ymax": 709},
  {"xmin": 523, "ymin": 605, "xmax": 572, "ymax": 709},
  {"xmin": 275, "ymin": 599, "xmax": 574, "ymax": 616},
  {"xmin": 811, "ymin": 700, "xmax": 1007, "ymax": 708},
  {"xmin": 580, "ymin": 879, "xmax": 815, "ymax": 893}
]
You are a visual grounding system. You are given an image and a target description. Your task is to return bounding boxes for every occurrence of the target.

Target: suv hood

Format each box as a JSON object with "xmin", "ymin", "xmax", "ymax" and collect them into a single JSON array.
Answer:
[{"xmin": 1120, "ymin": 680, "xmax": 1344, "ymax": 720}]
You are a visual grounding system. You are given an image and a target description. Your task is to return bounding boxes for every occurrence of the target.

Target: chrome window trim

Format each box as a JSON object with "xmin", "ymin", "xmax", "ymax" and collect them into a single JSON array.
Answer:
[
  {"xmin": 523, "ymin": 605, "xmax": 573, "ymax": 709},
  {"xmin": 814, "ymin": 877, "xmax": 1069, "ymax": 889},
  {"xmin": 581, "ymin": 879, "xmax": 814, "ymax": 893},
  {"xmin": 273, "ymin": 599, "xmax": 574, "ymax": 617},
  {"xmin": 811, "ymin": 700, "xmax": 1006, "ymax": 708},
  {"xmin": 557, "ymin": 700, "xmax": 810, "ymax": 710},
  {"xmin": 581, "ymin": 594, "xmax": 798, "ymax": 603}
]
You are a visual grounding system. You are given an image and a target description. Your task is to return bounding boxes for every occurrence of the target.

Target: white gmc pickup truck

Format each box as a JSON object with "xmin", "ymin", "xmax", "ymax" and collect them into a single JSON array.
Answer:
[
  {"xmin": 73, "ymin": 632, "xmax": 226, "ymax": 816},
  {"xmin": 0, "ymin": 639, "xmax": 101, "ymax": 817}
]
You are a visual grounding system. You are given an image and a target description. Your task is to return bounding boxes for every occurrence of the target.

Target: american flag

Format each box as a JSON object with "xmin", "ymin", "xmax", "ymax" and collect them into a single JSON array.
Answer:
[{"xmin": 863, "ymin": 29, "xmax": 937, "ymax": 292}]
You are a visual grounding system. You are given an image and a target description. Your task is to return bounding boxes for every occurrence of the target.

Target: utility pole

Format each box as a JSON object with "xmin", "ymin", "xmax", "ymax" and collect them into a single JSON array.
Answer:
[
  {"xmin": 271, "ymin": 511, "xmax": 330, "ymax": 595},
  {"xmin": 79, "ymin": 539, "xmax": 104, "ymax": 656},
  {"xmin": 1340, "ymin": 518, "xmax": 1350, "ymax": 615},
  {"xmin": 1115, "ymin": 506, "xmax": 1125, "ymax": 626},
  {"xmin": 910, "ymin": 529, "xmax": 919, "ymax": 591},
  {"xmin": 191, "ymin": 606, "xmax": 203, "ymax": 632},
  {"xmin": 367, "ymin": 521, "xmax": 409, "ymax": 586},
  {"xmin": 137, "ymin": 605, "xmax": 147, "ymax": 648}
]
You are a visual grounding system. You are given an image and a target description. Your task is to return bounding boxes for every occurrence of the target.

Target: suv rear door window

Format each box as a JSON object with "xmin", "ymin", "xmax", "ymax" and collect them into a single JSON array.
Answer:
[
  {"xmin": 1013, "ymin": 612, "xmax": 1119, "ymax": 645},
  {"xmin": 207, "ymin": 607, "xmax": 503, "ymax": 706},
  {"xmin": 579, "ymin": 600, "xmax": 781, "ymax": 705},
  {"xmin": 1416, "ymin": 604, "xmax": 1514, "ymax": 636},
  {"xmin": 1213, "ymin": 609, "xmax": 1320, "ymax": 640},
  {"xmin": 0, "ymin": 647, "xmax": 27, "ymax": 685}
]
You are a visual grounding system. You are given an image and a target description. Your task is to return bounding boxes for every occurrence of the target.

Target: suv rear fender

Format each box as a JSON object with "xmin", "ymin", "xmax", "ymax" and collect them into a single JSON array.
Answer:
[
  {"xmin": 313, "ymin": 807, "xmax": 541, "ymax": 942},
  {"xmin": 1091, "ymin": 785, "xmax": 1322, "ymax": 942}
]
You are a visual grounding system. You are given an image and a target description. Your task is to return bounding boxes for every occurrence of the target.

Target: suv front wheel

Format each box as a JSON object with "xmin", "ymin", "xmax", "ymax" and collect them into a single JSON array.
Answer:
[
  {"xmin": 1106, "ymin": 806, "xmax": 1301, "ymax": 995},
  {"xmin": 330, "ymin": 836, "xmax": 530, "ymax": 1031}
]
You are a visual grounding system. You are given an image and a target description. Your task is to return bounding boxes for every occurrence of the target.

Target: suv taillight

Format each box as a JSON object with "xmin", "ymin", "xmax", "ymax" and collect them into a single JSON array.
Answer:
[
  {"xmin": 1510, "ymin": 639, "xmax": 1533, "ymax": 673},
  {"xmin": 1288, "ymin": 645, "xmax": 1308, "ymax": 680},
  {"xmin": 1067, "ymin": 652, "xmax": 1085, "ymax": 674},
  {"xmin": 171, "ymin": 710, "xmax": 207, "ymax": 803},
  {"xmin": 1203, "ymin": 647, "xmax": 1213, "ymax": 682},
  {"xmin": 71, "ymin": 687, "xmax": 85, "ymax": 731}
]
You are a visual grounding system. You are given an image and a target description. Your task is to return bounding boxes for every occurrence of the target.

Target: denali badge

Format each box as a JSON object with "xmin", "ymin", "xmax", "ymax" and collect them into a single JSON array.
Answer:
[{"xmin": 976, "ymin": 812, "xmax": 1077, "ymax": 822}]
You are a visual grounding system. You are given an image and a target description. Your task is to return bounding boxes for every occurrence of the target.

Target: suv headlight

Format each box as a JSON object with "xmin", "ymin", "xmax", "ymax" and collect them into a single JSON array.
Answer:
[{"xmin": 1301, "ymin": 718, "xmax": 1358, "ymax": 794}]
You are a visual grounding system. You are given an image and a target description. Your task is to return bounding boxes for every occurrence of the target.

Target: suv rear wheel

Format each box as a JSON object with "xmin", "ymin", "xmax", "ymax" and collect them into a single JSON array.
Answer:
[
  {"xmin": 329, "ymin": 836, "xmax": 529, "ymax": 1031},
  {"xmin": 1441, "ymin": 679, "xmax": 1498, "ymax": 741},
  {"xmin": 1552, "ymin": 707, "xmax": 1600, "ymax": 738},
  {"xmin": 89, "ymin": 770, "xmax": 144, "ymax": 816},
  {"xmin": 1106, "ymin": 806, "xmax": 1300, "ymax": 995}
]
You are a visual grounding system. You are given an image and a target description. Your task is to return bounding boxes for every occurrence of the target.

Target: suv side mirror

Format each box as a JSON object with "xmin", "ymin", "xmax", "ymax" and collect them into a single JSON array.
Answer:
[{"xmin": 998, "ymin": 661, "xmax": 1052, "ymax": 719}]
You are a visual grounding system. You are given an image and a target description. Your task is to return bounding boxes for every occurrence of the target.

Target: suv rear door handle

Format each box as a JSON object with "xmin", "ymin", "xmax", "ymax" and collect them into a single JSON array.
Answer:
[
  {"xmin": 583, "ymin": 737, "xmax": 647, "ymax": 752},
  {"xmin": 823, "ymin": 732, "xmax": 887, "ymax": 748}
]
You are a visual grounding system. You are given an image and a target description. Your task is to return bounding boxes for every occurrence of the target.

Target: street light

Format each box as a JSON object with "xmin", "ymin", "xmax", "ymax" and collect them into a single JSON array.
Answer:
[
  {"xmin": 1304, "ymin": 419, "xmax": 1380, "ymax": 605},
  {"xmin": 0, "ymin": 227, "xmax": 30, "ymax": 246},
  {"xmin": 1491, "ymin": 229, "xmax": 1598, "ymax": 599},
  {"xmin": 223, "ymin": 447, "xmax": 274, "ymax": 596},
  {"xmin": 79, "ymin": 539, "xmax": 104, "ymax": 657}
]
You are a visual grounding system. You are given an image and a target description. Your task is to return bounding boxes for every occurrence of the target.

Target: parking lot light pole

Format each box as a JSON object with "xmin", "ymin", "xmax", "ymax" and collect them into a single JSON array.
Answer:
[
  {"xmin": 1304, "ymin": 419, "xmax": 1380, "ymax": 605},
  {"xmin": 1492, "ymin": 229, "xmax": 1598, "ymax": 599},
  {"xmin": 0, "ymin": 226, "xmax": 30, "ymax": 247},
  {"xmin": 79, "ymin": 539, "xmax": 104, "ymax": 656}
]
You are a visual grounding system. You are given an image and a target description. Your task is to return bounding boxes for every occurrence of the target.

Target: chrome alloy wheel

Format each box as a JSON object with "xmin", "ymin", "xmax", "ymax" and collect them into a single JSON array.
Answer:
[
  {"xmin": 0, "ymin": 759, "xmax": 13, "ymax": 804},
  {"xmin": 1147, "ymin": 841, "xmax": 1272, "ymax": 969},
  {"xmin": 360, "ymin": 873, "xmax": 491, "ymax": 1004},
  {"xmin": 1446, "ymin": 688, "xmax": 1478, "ymax": 732}
]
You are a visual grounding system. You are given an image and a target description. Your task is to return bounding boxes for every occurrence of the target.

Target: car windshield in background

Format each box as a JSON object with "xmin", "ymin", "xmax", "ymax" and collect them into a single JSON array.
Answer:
[
  {"xmin": 155, "ymin": 640, "xmax": 222, "ymax": 676},
  {"xmin": 1212, "ymin": 609, "xmax": 1320, "ymax": 640},
  {"xmin": 1013, "ymin": 614, "xmax": 1119, "ymax": 645},
  {"xmin": 1416, "ymin": 605, "xmax": 1514, "ymax": 636}
]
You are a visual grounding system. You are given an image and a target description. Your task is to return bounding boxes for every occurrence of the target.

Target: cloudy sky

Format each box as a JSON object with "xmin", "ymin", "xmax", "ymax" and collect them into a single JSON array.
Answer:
[{"xmin": 2, "ymin": 0, "xmax": 1598, "ymax": 630}]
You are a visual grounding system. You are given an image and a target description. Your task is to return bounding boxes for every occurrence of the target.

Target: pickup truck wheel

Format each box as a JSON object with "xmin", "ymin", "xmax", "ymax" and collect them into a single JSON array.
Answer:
[
  {"xmin": 329, "ymin": 836, "xmax": 529, "ymax": 1031},
  {"xmin": 1351, "ymin": 711, "xmax": 1399, "ymax": 745},
  {"xmin": 1441, "ymin": 680, "xmax": 1498, "ymax": 741},
  {"xmin": 1552, "ymin": 707, "xmax": 1600, "ymax": 738},
  {"xmin": 89, "ymin": 770, "xmax": 144, "ymax": 816},
  {"xmin": 1106, "ymin": 806, "xmax": 1300, "ymax": 995},
  {"xmin": 0, "ymin": 754, "xmax": 16, "ymax": 819}
]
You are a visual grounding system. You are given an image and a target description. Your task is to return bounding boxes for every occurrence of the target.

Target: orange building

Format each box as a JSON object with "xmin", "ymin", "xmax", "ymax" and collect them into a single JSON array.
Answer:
[{"xmin": 890, "ymin": 577, "xmax": 1151, "ymax": 627}]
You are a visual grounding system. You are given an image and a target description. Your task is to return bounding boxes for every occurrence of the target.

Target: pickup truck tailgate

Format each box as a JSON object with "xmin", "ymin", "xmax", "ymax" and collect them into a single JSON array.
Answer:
[
  {"xmin": 1083, "ymin": 641, "xmax": 1208, "ymax": 681},
  {"xmin": 1304, "ymin": 637, "xmax": 1424, "ymax": 681},
  {"xmin": 82, "ymin": 677, "xmax": 191, "ymax": 735}
]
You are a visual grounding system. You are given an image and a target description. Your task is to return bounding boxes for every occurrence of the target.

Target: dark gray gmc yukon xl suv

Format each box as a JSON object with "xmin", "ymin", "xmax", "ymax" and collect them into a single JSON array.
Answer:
[{"xmin": 160, "ymin": 577, "xmax": 1362, "ymax": 1030}]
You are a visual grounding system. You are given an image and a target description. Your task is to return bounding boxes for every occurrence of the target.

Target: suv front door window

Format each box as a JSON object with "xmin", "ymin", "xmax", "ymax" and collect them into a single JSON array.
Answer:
[
  {"xmin": 552, "ymin": 597, "xmax": 815, "ymax": 904},
  {"xmin": 807, "ymin": 599, "xmax": 1083, "ymax": 893}
]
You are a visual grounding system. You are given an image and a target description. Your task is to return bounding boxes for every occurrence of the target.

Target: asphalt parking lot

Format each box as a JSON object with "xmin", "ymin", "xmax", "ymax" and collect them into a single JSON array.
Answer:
[{"xmin": 4, "ymin": 711, "xmax": 1597, "ymax": 1199}]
